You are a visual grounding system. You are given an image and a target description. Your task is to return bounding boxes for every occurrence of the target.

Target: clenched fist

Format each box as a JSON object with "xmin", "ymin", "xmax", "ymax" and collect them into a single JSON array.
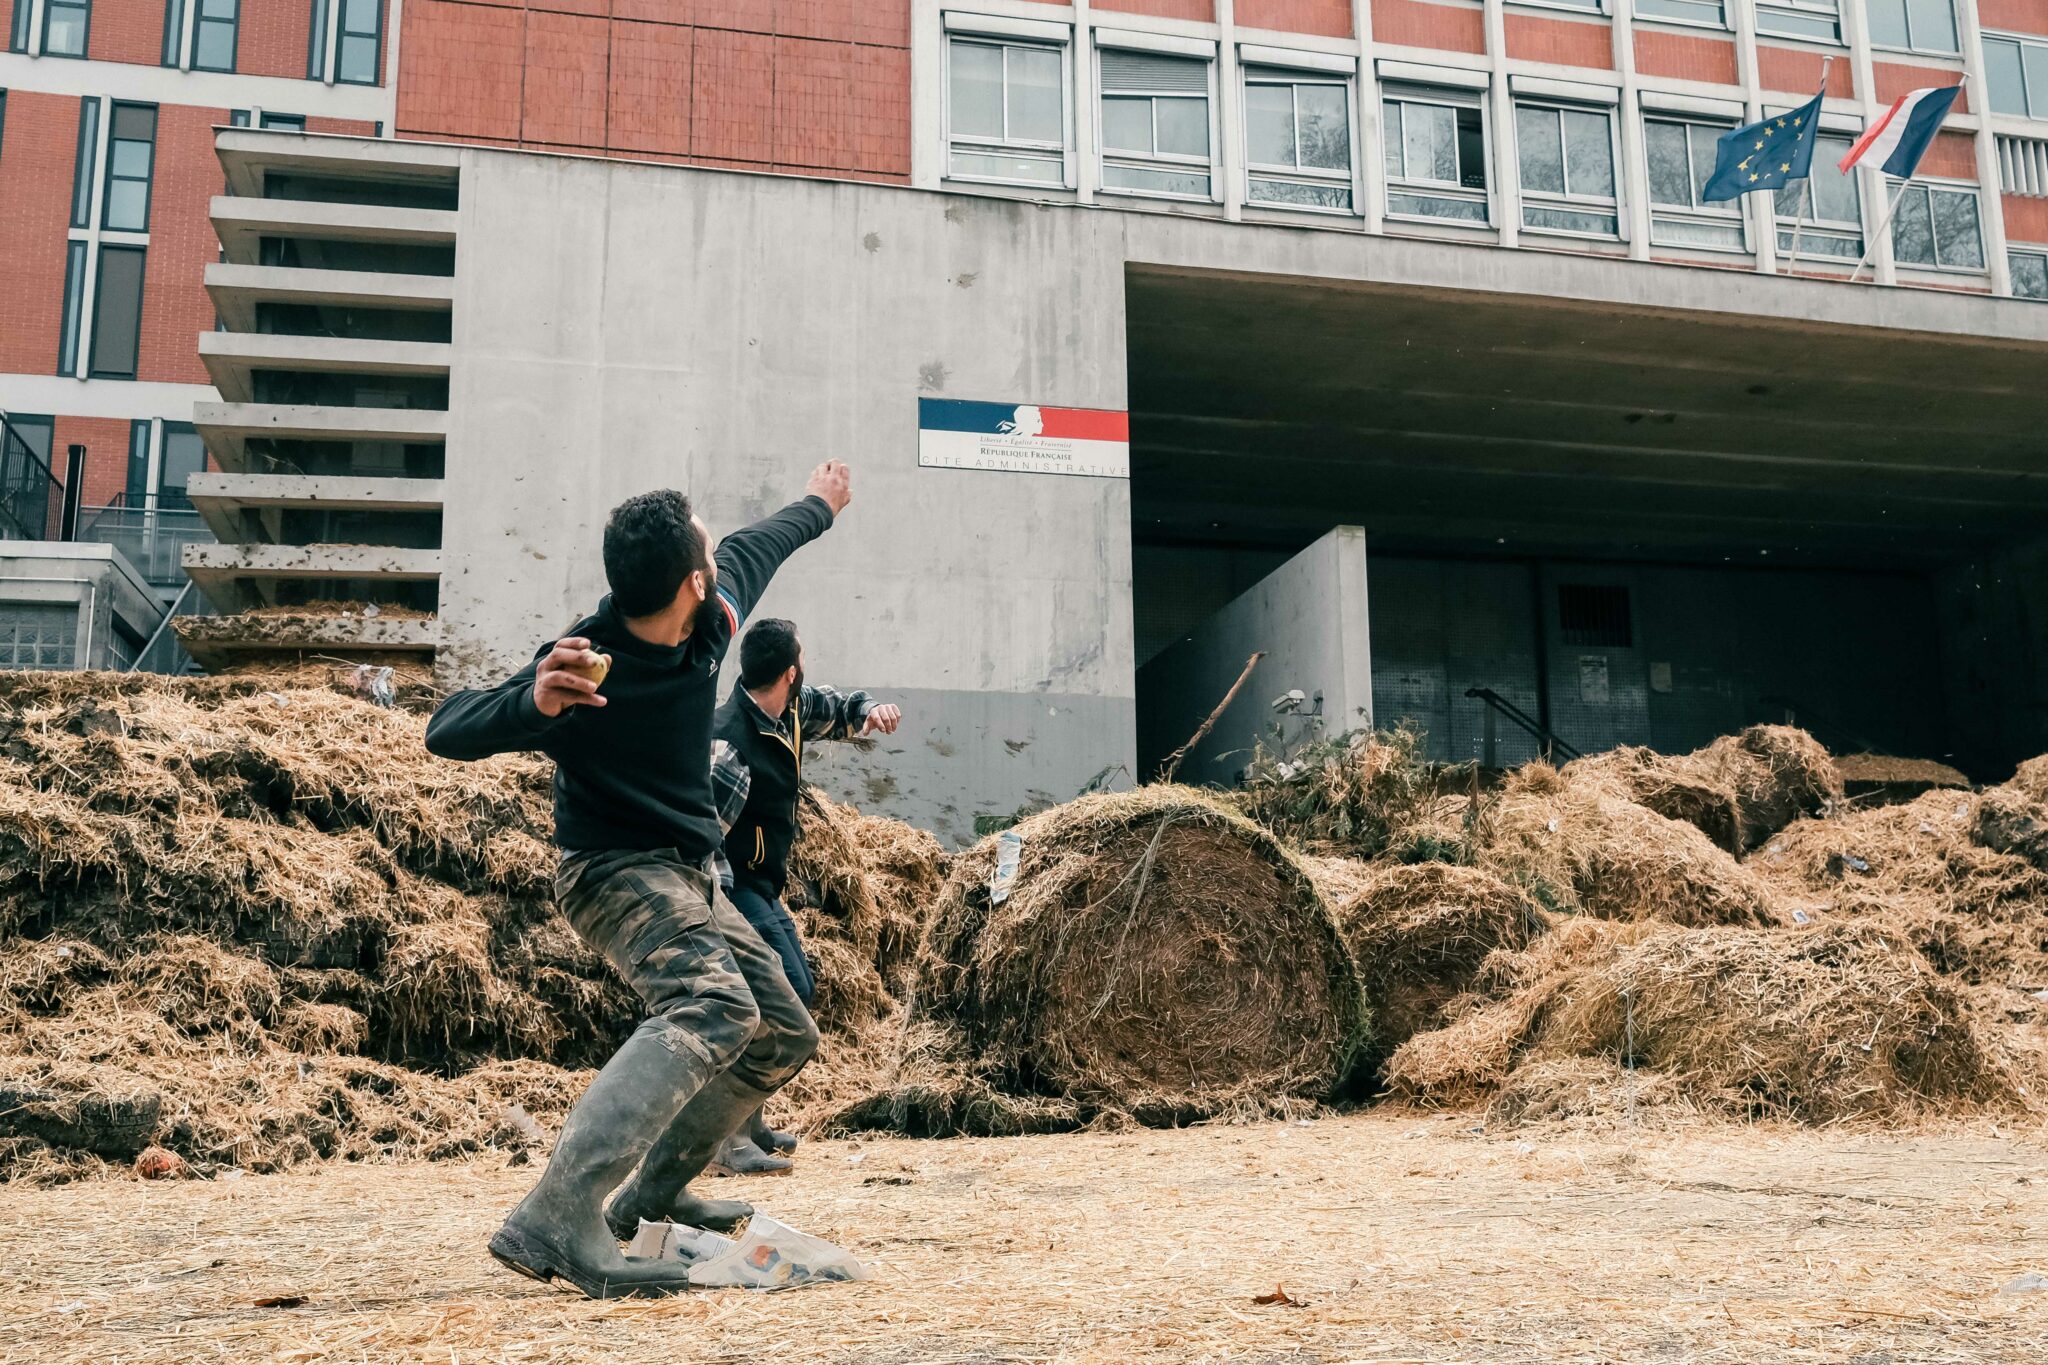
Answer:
[{"xmin": 806, "ymin": 460, "xmax": 852, "ymax": 516}]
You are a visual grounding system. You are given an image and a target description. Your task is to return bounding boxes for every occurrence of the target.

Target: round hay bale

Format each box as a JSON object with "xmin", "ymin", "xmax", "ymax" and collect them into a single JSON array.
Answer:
[
  {"xmin": 1477, "ymin": 765, "xmax": 1779, "ymax": 926},
  {"xmin": 902, "ymin": 786, "xmax": 1367, "ymax": 1127},
  {"xmin": 1336, "ymin": 863, "xmax": 1545, "ymax": 1055}
]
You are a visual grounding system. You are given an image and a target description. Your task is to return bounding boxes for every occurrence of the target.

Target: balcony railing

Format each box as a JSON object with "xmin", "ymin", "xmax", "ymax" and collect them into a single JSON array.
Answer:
[
  {"xmin": 0, "ymin": 416, "xmax": 58, "ymax": 542},
  {"xmin": 74, "ymin": 503, "xmax": 214, "ymax": 588}
]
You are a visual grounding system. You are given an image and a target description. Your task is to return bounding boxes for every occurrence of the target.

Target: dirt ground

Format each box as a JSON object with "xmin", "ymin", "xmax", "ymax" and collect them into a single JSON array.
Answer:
[{"xmin": 2, "ymin": 1112, "xmax": 2045, "ymax": 1365}]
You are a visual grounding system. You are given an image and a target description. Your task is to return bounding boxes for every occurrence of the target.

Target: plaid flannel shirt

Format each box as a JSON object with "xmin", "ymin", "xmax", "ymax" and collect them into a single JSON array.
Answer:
[{"xmin": 709, "ymin": 684, "xmax": 873, "ymax": 891}]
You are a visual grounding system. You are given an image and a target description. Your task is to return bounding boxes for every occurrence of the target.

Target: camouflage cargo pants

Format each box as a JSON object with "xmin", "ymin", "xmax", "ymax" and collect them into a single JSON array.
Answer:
[{"xmin": 556, "ymin": 848, "xmax": 818, "ymax": 1093}]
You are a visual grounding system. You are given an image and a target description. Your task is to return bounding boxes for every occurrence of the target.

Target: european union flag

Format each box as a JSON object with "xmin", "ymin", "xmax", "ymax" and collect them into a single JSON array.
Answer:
[{"xmin": 1701, "ymin": 93, "xmax": 1823, "ymax": 202}]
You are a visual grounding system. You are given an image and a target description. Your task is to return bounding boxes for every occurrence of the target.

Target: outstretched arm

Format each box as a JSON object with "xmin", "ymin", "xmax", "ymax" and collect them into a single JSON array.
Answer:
[
  {"xmin": 711, "ymin": 461, "xmax": 852, "ymax": 628},
  {"xmin": 797, "ymin": 684, "xmax": 875, "ymax": 741},
  {"xmin": 423, "ymin": 637, "xmax": 606, "ymax": 760}
]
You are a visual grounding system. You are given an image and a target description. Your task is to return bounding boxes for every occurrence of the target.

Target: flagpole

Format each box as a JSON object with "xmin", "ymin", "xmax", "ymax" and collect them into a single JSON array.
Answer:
[
  {"xmin": 1848, "ymin": 71, "xmax": 1967, "ymax": 284},
  {"xmin": 1783, "ymin": 58, "xmax": 1833, "ymax": 276}
]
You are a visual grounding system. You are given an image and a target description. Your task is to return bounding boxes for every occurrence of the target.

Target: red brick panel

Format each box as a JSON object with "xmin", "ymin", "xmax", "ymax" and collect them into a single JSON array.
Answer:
[
  {"xmin": 307, "ymin": 116, "xmax": 380, "ymax": 134},
  {"xmin": 0, "ymin": 1, "xmax": 15, "ymax": 52},
  {"xmin": 54, "ymin": 418, "xmax": 138, "ymax": 512},
  {"xmin": 0, "ymin": 92, "xmax": 78, "ymax": 377},
  {"xmin": 774, "ymin": 35, "xmax": 853, "ymax": 170},
  {"xmin": 1635, "ymin": 29, "xmax": 1736, "ymax": 85},
  {"xmin": 850, "ymin": 42, "xmax": 910, "ymax": 175},
  {"xmin": 1373, "ymin": 0, "xmax": 1485, "ymax": 55},
  {"xmin": 531, "ymin": 0, "xmax": 611, "ymax": 16},
  {"xmin": 1236, "ymin": 0, "xmax": 1352, "ymax": 36},
  {"xmin": 1505, "ymin": 13, "xmax": 1614, "ymax": 70},
  {"xmin": 1874, "ymin": 61, "xmax": 1968, "ymax": 112},
  {"xmin": 139, "ymin": 103, "xmax": 228, "ymax": 386},
  {"xmin": 2006, "ymin": 194, "xmax": 2048, "ymax": 244},
  {"xmin": 1979, "ymin": 0, "xmax": 2048, "ymax": 38},
  {"xmin": 1757, "ymin": 44, "xmax": 1855, "ymax": 98},
  {"xmin": 88, "ymin": 0, "xmax": 169, "ymax": 66},
  {"xmin": 1094, "ymin": 0, "xmax": 1215, "ymax": 20},
  {"xmin": 522, "ymin": 10, "xmax": 610, "ymax": 148},
  {"xmin": 1916, "ymin": 129, "xmax": 1978, "ymax": 180},
  {"xmin": 692, "ymin": 26, "xmax": 776, "ymax": 162},
  {"xmin": 240, "ymin": 0, "xmax": 316, "ymax": 78},
  {"xmin": 693, "ymin": 0, "xmax": 770, "ymax": 31},
  {"xmin": 613, "ymin": 0, "xmax": 686, "ymax": 21},
  {"xmin": 609, "ymin": 19, "xmax": 693, "ymax": 155},
  {"xmin": 396, "ymin": 0, "xmax": 526, "ymax": 141}
]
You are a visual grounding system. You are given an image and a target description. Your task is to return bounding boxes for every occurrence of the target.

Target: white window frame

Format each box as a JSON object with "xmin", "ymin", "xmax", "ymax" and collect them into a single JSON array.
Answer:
[
  {"xmin": 1774, "ymin": 128, "xmax": 1864, "ymax": 262},
  {"xmin": 1507, "ymin": 0, "xmax": 1607, "ymax": 15},
  {"xmin": 1865, "ymin": 0, "xmax": 1961, "ymax": 59},
  {"xmin": 942, "ymin": 32, "xmax": 1075, "ymax": 191},
  {"xmin": 1241, "ymin": 67, "xmax": 1357, "ymax": 216},
  {"xmin": 1641, "ymin": 112, "xmax": 1748, "ymax": 252},
  {"xmin": 57, "ymin": 94, "xmax": 152, "ymax": 381},
  {"xmin": 2009, "ymin": 245, "xmax": 2048, "ymax": 299},
  {"xmin": 1097, "ymin": 49, "xmax": 1221, "ymax": 205},
  {"xmin": 1985, "ymin": 32, "xmax": 2048, "ymax": 123},
  {"xmin": 1514, "ymin": 99, "xmax": 1624, "ymax": 241},
  {"xmin": 1380, "ymin": 85, "xmax": 1492, "ymax": 228},
  {"xmin": 1887, "ymin": 177, "xmax": 1986, "ymax": 274},
  {"xmin": 1631, "ymin": 0, "xmax": 1729, "ymax": 33},
  {"xmin": 1753, "ymin": 0, "xmax": 1842, "ymax": 45}
]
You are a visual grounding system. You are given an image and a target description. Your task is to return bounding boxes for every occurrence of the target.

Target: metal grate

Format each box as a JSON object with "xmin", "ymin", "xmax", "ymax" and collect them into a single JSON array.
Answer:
[
  {"xmin": 1997, "ymin": 135, "xmax": 2048, "ymax": 198},
  {"xmin": 1099, "ymin": 49, "xmax": 1209, "ymax": 94},
  {"xmin": 1557, "ymin": 584, "xmax": 1633, "ymax": 647}
]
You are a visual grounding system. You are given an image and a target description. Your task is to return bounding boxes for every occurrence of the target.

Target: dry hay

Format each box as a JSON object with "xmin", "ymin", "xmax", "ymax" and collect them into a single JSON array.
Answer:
[
  {"xmin": 837, "ymin": 786, "xmax": 1368, "ymax": 1135},
  {"xmin": 1685, "ymin": 725, "xmax": 1842, "ymax": 851},
  {"xmin": 1566, "ymin": 746, "xmax": 1743, "ymax": 854},
  {"xmin": 1335, "ymin": 863, "xmax": 1547, "ymax": 1059},
  {"xmin": 1834, "ymin": 753, "xmax": 1970, "ymax": 789},
  {"xmin": 1475, "ymin": 764, "xmax": 1779, "ymax": 927},
  {"xmin": 1387, "ymin": 918, "xmax": 2031, "ymax": 1123},
  {"xmin": 1233, "ymin": 727, "xmax": 1462, "ymax": 861}
]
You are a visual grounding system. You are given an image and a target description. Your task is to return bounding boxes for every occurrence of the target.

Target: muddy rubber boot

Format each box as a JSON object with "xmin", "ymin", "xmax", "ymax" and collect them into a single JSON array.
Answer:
[
  {"xmin": 487, "ymin": 1028, "xmax": 708, "ymax": 1299},
  {"xmin": 708, "ymin": 1131, "xmax": 794, "ymax": 1177},
  {"xmin": 747, "ymin": 1106, "xmax": 799, "ymax": 1156},
  {"xmin": 605, "ymin": 1068, "xmax": 774, "ymax": 1240}
]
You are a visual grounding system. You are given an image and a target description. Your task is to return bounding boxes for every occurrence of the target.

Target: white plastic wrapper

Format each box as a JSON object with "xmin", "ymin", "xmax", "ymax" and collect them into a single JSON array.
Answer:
[{"xmin": 628, "ymin": 1215, "xmax": 869, "ymax": 1289}]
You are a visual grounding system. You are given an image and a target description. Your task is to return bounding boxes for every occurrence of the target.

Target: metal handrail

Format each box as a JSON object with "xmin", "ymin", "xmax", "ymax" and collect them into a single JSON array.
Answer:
[
  {"xmin": 0, "ymin": 414, "xmax": 60, "ymax": 542},
  {"xmin": 1465, "ymin": 686, "xmax": 1583, "ymax": 763}
]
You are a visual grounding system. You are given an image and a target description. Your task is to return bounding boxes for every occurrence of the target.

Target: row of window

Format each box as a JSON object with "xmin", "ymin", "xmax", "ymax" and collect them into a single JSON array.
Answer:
[
  {"xmin": 8, "ymin": 0, "xmax": 380, "ymax": 83},
  {"xmin": 948, "ymin": 33, "xmax": 2037, "ymax": 283},
  {"xmin": 1416, "ymin": 0, "xmax": 1952, "ymax": 54}
]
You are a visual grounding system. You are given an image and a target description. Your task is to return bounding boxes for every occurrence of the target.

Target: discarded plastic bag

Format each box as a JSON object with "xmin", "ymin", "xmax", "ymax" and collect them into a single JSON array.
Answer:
[
  {"xmin": 988, "ymin": 831, "xmax": 1024, "ymax": 905},
  {"xmin": 349, "ymin": 664, "xmax": 396, "ymax": 709},
  {"xmin": 628, "ymin": 1215, "xmax": 869, "ymax": 1289}
]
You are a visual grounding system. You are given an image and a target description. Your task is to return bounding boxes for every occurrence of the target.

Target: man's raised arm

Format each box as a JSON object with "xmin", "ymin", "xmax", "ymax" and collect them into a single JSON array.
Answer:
[{"xmin": 712, "ymin": 461, "xmax": 852, "ymax": 627}]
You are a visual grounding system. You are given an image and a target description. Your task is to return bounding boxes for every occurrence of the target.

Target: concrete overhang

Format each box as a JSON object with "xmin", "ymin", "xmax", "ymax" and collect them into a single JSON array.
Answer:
[
  {"xmin": 215, "ymin": 129, "xmax": 461, "ymax": 199},
  {"xmin": 193, "ymin": 401, "xmax": 450, "ymax": 472},
  {"xmin": 205, "ymin": 262, "xmax": 455, "ymax": 333},
  {"xmin": 174, "ymin": 612, "xmax": 439, "ymax": 670},
  {"xmin": 182, "ymin": 543, "xmax": 442, "ymax": 611},
  {"xmin": 212, "ymin": 195, "xmax": 458, "ymax": 265},
  {"xmin": 197, "ymin": 333, "xmax": 452, "ymax": 404},
  {"xmin": 185, "ymin": 472, "xmax": 446, "ymax": 542}
]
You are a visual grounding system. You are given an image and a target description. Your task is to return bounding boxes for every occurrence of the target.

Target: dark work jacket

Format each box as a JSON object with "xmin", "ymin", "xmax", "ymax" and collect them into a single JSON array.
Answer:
[
  {"xmin": 715, "ymin": 684, "xmax": 868, "ymax": 897},
  {"xmin": 422, "ymin": 496, "xmax": 835, "ymax": 856}
]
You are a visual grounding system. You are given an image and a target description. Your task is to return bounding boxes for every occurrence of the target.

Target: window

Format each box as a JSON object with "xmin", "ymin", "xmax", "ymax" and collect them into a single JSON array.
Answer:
[
  {"xmin": 127, "ymin": 421, "xmax": 152, "ymax": 504},
  {"xmin": 193, "ymin": 0, "xmax": 237, "ymax": 72},
  {"xmin": 1891, "ymin": 182, "xmax": 1983, "ymax": 270},
  {"xmin": 158, "ymin": 423, "xmax": 206, "ymax": 509},
  {"xmin": 1866, "ymin": 0, "xmax": 1957, "ymax": 55},
  {"xmin": 43, "ymin": 0, "xmax": 91, "ymax": 57},
  {"xmin": 1635, "ymin": 0, "xmax": 1724, "ymax": 26},
  {"xmin": 308, "ymin": 0, "xmax": 328, "ymax": 77},
  {"xmin": 1754, "ymin": 0, "xmax": 1840, "ymax": 42},
  {"xmin": 947, "ymin": 36, "xmax": 1067, "ymax": 186},
  {"xmin": 2013, "ymin": 248, "xmax": 2048, "ymax": 299},
  {"xmin": 262, "ymin": 112, "xmax": 306, "ymax": 131},
  {"xmin": 0, "ymin": 606, "xmax": 78, "ymax": 670},
  {"xmin": 89, "ymin": 245, "xmax": 147, "ymax": 379},
  {"xmin": 1515, "ymin": 102, "xmax": 1619, "ymax": 237},
  {"xmin": 10, "ymin": 0, "xmax": 33, "ymax": 52},
  {"xmin": 69, "ymin": 98, "xmax": 99, "ymax": 230},
  {"xmin": 1558, "ymin": 585, "xmax": 1632, "ymax": 647},
  {"xmin": 1775, "ymin": 131, "xmax": 1862, "ymax": 259},
  {"xmin": 1644, "ymin": 115, "xmax": 1744, "ymax": 250},
  {"xmin": 58, "ymin": 242, "xmax": 86, "ymax": 375},
  {"xmin": 1987, "ymin": 35, "xmax": 2048, "ymax": 120},
  {"xmin": 1243, "ymin": 68, "xmax": 1351, "ymax": 211},
  {"xmin": 103, "ymin": 104, "xmax": 156, "ymax": 233},
  {"xmin": 161, "ymin": 0, "xmax": 184, "ymax": 65},
  {"xmin": 1099, "ymin": 49, "xmax": 1214, "ymax": 200},
  {"xmin": 1999, "ymin": 133, "xmax": 2048, "ymax": 194},
  {"xmin": 337, "ymin": 0, "xmax": 381, "ymax": 85},
  {"xmin": 1382, "ymin": 91, "xmax": 1488, "ymax": 223}
]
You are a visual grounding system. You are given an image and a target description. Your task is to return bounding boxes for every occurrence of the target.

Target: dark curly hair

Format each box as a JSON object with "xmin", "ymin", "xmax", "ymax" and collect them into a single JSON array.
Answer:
[{"xmin": 602, "ymin": 490, "xmax": 709, "ymax": 618}]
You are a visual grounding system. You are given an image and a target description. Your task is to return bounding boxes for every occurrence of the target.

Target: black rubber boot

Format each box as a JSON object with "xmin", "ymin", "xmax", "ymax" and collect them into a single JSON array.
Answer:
[
  {"xmin": 708, "ymin": 1131, "xmax": 794, "ymax": 1177},
  {"xmin": 604, "ymin": 1068, "xmax": 774, "ymax": 1240},
  {"xmin": 487, "ymin": 1027, "xmax": 709, "ymax": 1299},
  {"xmin": 747, "ymin": 1106, "xmax": 799, "ymax": 1156}
]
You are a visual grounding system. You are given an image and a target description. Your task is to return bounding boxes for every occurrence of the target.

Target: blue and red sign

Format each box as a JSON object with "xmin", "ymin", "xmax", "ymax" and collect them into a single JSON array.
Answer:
[{"xmin": 918, "ymin": 398, "xmax": 1129, "ymax": 479}]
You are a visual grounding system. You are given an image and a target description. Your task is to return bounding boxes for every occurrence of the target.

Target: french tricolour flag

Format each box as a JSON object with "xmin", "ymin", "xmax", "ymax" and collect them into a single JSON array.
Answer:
[
  {"xmin": 1838, "ymin": 83, "xmax": 1964, "ymax": 180},
  {"xmin": 917, "ymin": 398, "xmax": 1130, "ymax": 479}
]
